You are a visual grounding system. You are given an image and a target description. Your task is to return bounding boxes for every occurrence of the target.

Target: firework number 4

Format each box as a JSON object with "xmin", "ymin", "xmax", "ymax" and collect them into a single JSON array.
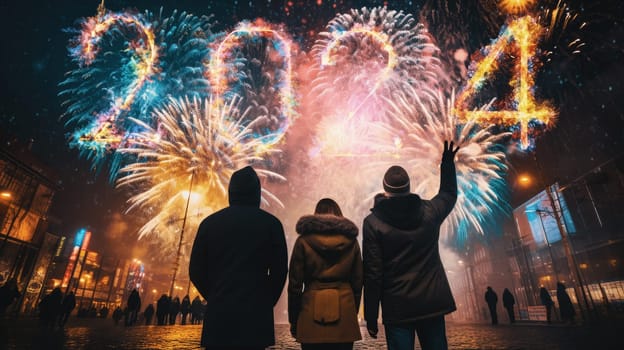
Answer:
[{"xmin": 454, "ymin": 16, "xmax": 556, "ymax": 150}]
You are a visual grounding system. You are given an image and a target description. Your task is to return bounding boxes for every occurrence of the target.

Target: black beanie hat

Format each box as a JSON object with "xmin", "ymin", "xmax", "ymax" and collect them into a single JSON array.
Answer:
[{"xmin": 383, "ymin": 165, "xmax": 410, "ymax": 196}]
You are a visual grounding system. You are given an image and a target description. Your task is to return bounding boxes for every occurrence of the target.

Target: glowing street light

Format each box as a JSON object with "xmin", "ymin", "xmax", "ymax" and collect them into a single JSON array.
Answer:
[
  {"xmin": 0, "ymin": 191, "xmax": 12, "ymax": 199},
  {"xmin": 518, "ymin": 174, "xmax": 532, "ymax": 187}
]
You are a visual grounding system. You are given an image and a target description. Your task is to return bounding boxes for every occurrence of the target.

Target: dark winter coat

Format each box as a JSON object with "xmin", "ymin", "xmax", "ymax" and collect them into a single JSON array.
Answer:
[
  {"xmin": 189, "ymin": 166, "xmax": 288, "ymax": 348},
  {"xmin": 40, "ymin": 287, "xmax": 63, "ymax": 325},
  {"xmin": 156, "ymin": 295, "xmax": 169, "ymax": 318},
  {"xmin": 144, "ymin": 304, "xmax": 154, "ymax": 324},
  {"xmin": 363, "ymin": 158, "xmax": 457, "ymax": 325},
  {"xmin": 502, "ymin": 289, "xmax": 515, "ymax": 308},
  {"xmin": 485, "ymin": 288, "xmax": 498, "ymax": 306},
  {"xmin": 191, "ymin": 296, "xmax": 202, "ymax": 315},
  {"xmin": 0, "ymin": 280, "xmax": 20, "ymax": 314},
  {"xmin": 181, "ymin": 296, "xmax": 191, "ymax": 314},
  {"xmin": 288, "ymin": 214, "xmax": 363, "ymax": 343},
  {"xmin": 128, "ymin": 290, "xmax": 141, "ymax": 311},
  {"xmin": 62, "ymin": 292, "xmax": 76, "ymax": 313},
  {"xmin": 557, "ymin": 283, "xmax": 575, "ymax": 320},
  {"xmin": 169, "ymin": 297, "xmax": 180, "ymax": 319},
  {"xmin": 540, "ymin": 288, "xmax": 553, "ymax": 306}
]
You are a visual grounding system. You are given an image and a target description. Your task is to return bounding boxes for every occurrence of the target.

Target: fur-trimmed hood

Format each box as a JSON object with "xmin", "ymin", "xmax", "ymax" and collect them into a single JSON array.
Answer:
[
  {"xmin": 295, "ymin": 215, "xmax": 358, "ymax": 256},
  {"xmin": 296, "ymin": 215, "xmax": 358, "ymax": 237}
]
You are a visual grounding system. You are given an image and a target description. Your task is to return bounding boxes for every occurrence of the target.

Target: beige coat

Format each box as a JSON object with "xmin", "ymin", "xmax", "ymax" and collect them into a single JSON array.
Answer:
[{"xmin": 288, "ymin": 214, "xmax": 363, "ymax": 344}]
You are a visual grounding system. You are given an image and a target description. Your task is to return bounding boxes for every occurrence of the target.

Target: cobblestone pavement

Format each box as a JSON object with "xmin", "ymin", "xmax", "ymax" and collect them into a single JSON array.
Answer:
[{"xmin": 3, "ymin": 318, "xmax": 623, "ymax": 349}]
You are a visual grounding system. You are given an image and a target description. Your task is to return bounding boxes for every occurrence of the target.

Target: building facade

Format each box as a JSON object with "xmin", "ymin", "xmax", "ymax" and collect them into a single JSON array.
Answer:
[
  {"xmin": 509, "ymin": 155, "xmax": 624, "ymax": 321},
  {"xmin": 0, "ymin": 143, "xmax": 60, "ymax": 313}
]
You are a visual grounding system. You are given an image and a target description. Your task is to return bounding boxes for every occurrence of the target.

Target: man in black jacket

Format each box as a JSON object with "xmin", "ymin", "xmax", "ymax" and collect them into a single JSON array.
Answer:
[
  {"xmin": 189, "ymin": 166, "xmax": 288, "ymax": 349},
  {"xmin": 485, "ymin": 286, "xmax": 498, "ymax": 325},
  {"xmin": 363, "ymin": 141, "xmax": 459, "ymax": 350}
]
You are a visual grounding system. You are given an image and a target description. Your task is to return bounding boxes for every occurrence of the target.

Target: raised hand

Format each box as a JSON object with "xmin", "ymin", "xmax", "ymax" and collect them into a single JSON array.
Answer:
[{"xmin": 442, "ymin": 140, "xmax": 460, "ymax": 162}]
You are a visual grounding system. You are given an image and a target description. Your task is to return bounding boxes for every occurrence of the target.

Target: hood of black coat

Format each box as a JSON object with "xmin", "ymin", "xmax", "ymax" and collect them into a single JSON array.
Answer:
[
  {"xmin": 371, "ymin": 193, "xmax": 424, "ymax": 230},
  {"xmin": 228, "ymin": 166, "xmax": 261, "ymax": 207},
  {"xmin": 296, "ymin": 214, "xmax": 358, "ymax": 256}
]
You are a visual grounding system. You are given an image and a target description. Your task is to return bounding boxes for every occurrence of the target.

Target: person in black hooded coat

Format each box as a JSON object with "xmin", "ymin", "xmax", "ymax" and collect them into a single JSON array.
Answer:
[
  {"xmin": 156, "ymin": 294, "xmax": 169, "ymax": 326},
  {"xmin": 363, "ymin": 141, "xmax": 459, "ymax": 350},
  {"xmin": 502, "ymin": 288, "xmax": 515, "ymax": 323},
  {"xmin": 189, "ymin": 166, "xmax": 288, "ymax": 349},
  {"xmin": 556, "ymin": 282, "xmax": 575, "ymax": 324}
]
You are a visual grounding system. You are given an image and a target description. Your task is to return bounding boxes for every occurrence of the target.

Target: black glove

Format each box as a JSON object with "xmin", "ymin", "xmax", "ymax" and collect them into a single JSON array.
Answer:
[
  {"xmin": 367, "ymin": 322, "xmax": 378, "ymax": 338},
  {"xmin": 442, "ymin": 140, "xmax": 460, "ymax": 163}
]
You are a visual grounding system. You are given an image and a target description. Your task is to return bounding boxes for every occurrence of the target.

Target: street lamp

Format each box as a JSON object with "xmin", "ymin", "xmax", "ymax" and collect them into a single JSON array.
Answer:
[
  {"xmin": 169, "ymin": 170, "xmax": 195, "ymax": 297},
  {"xmin": 518, "ymin": 174, "xmax": 532, "ymax": 187}
]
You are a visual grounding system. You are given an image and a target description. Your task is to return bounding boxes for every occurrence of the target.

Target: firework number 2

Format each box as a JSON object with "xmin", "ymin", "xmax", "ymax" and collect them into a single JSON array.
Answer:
[{"xmin": 454, "ymin": 16, "xmax": 556, "ymax": 149}]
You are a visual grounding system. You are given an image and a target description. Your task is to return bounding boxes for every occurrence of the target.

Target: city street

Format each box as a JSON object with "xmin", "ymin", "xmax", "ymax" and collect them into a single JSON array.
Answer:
[{"xmin": 3, "ymin": 318, "xmax": 623, "ymax": 349}]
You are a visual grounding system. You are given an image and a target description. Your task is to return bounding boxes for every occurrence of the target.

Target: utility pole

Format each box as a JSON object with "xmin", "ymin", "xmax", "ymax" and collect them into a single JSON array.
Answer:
[
  {"xmin": 105, "ymin": 258, "xmax": 121, "ymax": 307},
  {"xmin": 544, "ymin": 184, "xmax": 592, "ymax": 322},
  {"xmin": 169, "ymin": 170, "xmax": 195, "ymax": 297}
]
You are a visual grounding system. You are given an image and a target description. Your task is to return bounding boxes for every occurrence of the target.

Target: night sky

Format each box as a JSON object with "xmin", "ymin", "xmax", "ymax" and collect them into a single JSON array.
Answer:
[{"xmin": 1, "ymin": 0, "xmax": 622, "ymax": 257}]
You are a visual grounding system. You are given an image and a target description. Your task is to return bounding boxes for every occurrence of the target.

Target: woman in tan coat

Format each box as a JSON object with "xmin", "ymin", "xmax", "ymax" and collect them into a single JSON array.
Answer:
[{"xmin": 288, "ymin": 198, "xmax": 363, "ymax": 350}]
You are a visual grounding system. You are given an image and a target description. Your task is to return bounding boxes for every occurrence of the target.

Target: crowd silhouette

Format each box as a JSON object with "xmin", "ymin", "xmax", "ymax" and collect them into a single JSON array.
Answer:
[{"xmin": 0, "ymin": 141, "xmax": 586, "ymax": 350}]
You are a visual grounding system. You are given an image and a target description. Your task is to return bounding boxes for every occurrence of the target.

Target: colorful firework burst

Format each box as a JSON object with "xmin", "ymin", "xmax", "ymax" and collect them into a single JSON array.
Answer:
[
  {"xmin": 454, "ymin": 15, "xmax": 557, "ymax": 150},
  {"xmin": 377, "ymin": 86, "xmax": 511, "ymax": 247},
  {"xmin": 116, "ymin": 96, "xmax": 284, "ymax": 246},
  {"xmin": 207, "ymin": 19, "xmax": 297, "ymax": 147},
  {"xmin": 310, "ymin": 7, "xmax": 445, "ymax": 124},
  {"xmin": 59, "ymin": 4, "xmax": 215, "ymax": 177}
]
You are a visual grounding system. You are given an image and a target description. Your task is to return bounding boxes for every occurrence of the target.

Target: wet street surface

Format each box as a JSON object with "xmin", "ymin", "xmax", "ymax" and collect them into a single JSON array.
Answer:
[{"xmin": 3, "ymin": 318, "xmax": 623, "ymax": 349}]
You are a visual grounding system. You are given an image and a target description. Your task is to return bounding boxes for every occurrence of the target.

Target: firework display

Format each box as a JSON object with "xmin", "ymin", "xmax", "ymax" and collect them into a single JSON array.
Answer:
[
  {"xmin": 116, "ymin": 96, "xmax": 284, "ymax": 244},
  {"xmin": 311, "ymin": 7, "xmax": 444, "ymax": 122},
  {"xmin": 58, "ymin": 2, "xmax": 582, "ymax": 251},
  {"xmin": 454, "ymin": 15, "xmax": 557, "ymax": 150},
  {"xmin": 59, "ymin": 3, "xmax": 214, "ymax": 174},
  {"xmin": 380, "ymin": 87, "xmax": 510, "ymax": 246},
  {"xmin": 207, "ymin": 19, "xmax": 296, "ymax": 147}
]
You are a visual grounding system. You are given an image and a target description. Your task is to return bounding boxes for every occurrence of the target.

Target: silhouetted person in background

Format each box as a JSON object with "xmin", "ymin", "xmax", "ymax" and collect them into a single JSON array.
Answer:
[
  {"xmin": 59, "ymin": 291, "xmax": 76, "ymax": 327},
  {"xmin": 288, "ymin": 198, "xmax": 363, "ymax": 349},
  {"xmin": 144, "ymin": 304, "xmax": 154, "ymax": 325},
  {"xmin": 88, "ymin": 305, "xmax": 97, "ymax": 318},
  {"xmin": 191, "ymin": 296, "xmax": 202, "ymax": 324},
  {"xmin": 502, "ymin": 288, "xmax": 515, "ymax": 324},
  {"xmin": 180, "ymin": 295, "xmax": 191, "ymax": 325},
  {"xmin": 112, "ymin": 306, "xmax": 123, "ymax": 325},
  {"xmin": 169, "ymin": 296, "xmax": 180, "ymax": 325},
  {"xmin": 156, "ymin": 294, "xmax": 169, "ymax": 326},
  {"xmin": 190, "ymin": 166, "xmax": 288, "ymax": 349},
  {"xmin": 126, "ymin": 289, "xmax": 141, "ymax": 326},
  {"xmin": 539, "ymin": 287, "xmax": 554, "ymax": 323},
  {"xmin": 485, "ymin": 287, "xmax": 498, "ymax": 325},
  {"xmin": 363, "ymin": 141, "xmax": 459, "ymax": 350},
  {"xmin": 100, "ymin": 305, "xmax": 109, "ymax": 318},
  {"xmin": 557, "ymin": 282, "xmax": 575, "ymax": 324},
  {"xmin": 0, "ymin": 278, "xmax": 21, "ymax": 316},
  {"xmin": 39, "ymin": 287, "xmax": 63, "ymax": 329}
]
